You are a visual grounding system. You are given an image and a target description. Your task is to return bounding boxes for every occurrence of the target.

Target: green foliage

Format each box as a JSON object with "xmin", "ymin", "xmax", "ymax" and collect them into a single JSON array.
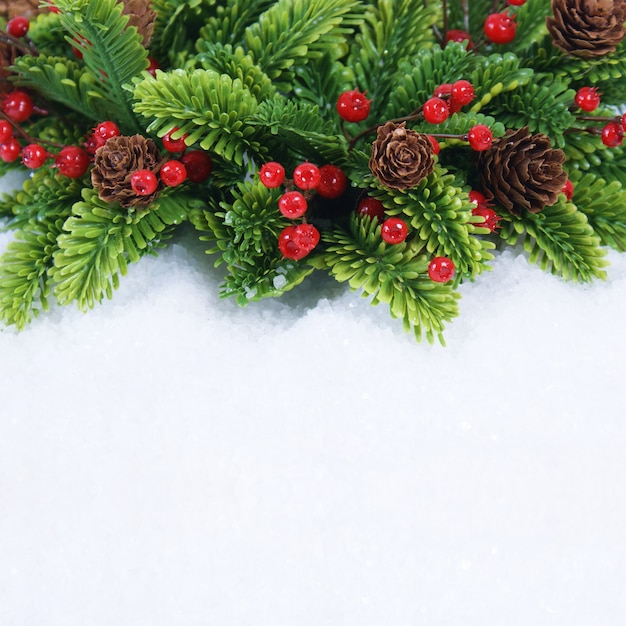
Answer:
[
  {"xmin": 351, "ymin": 0, "xmax": 439, "ymax": 119},
  {"xmin": 381, "ymin": 42, "xmax": 471, "ymax": 121},
  {"xmin": 567, "ymin": 171, "xmax": 626, "ymax": 252},
  {"xmin": 132, "ymin": 69, "xmax": 264, "ymax": 165},
  {"xmin": 322, "ymin": 214, "xmax": 461, "ymax": 344},
  {"xmin": 51, "ymin": 189, "xmax": 187, "ymax": 309},
  {"xmin": 27, "ymin": 12, "xmax": 71, "ymax": 57},
  {"xmin": 243, "ymin": 0, "xmax": 360, "ymax": 91},
  {"xmin": 564, "ymin": 133, "xmax": 626, "ymax": 185},
  {"xmin": 494, "ymin": 74, "xmax": 575, "ymax": 146},
  {"xmin": 498, "ymin": 199, "xmax": 608, "ymax": 282},
  {"xmin": 250, "ymin": 97, "xmax": 349, "ymax": 166}
]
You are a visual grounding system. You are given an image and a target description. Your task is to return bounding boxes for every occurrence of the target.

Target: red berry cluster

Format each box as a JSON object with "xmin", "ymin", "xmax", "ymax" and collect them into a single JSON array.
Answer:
[
  {"xmin": 424, "ymin": 80, "xmax": 475, "ymax": 124},
  {"xmin": 355, "ymin": 196, "xmax": 409, "ymax": 245},
  {"xmin": 572, "ymin": 87, "xmax": 626, "ymax": 148},
  {"xmin": 468, "ymin": 189, "xmax": 501, "ymax": 232},
  {"xmin": 259, "ymin": 160, "xmax": 349, "ymax": 260}
]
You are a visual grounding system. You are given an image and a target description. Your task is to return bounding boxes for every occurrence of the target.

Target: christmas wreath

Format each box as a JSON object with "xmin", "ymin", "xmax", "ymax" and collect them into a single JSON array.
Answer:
[{"xmin": 0, "ymin": 0, "xmax": 625, "ymax": 343}]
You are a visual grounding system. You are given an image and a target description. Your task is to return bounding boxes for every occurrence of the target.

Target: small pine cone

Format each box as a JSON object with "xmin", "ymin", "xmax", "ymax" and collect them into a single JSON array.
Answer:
[
  {"xmin": 547, "ymin": 0, "xmax": 626, "ymax": 58},
  {"xmin": 477, "ymin": 127, "xmax": 567, "ymax": 216},
  {"xmin": 369, "ymin": 121, "xmax": 435, "ymax": 190},
  {"xmin": 91, "ymin": 134, "xmax": 162, "ymax": 208},
  {"xmin": 120, "ymin": 0, "xmax": 157, "ymax": 47},
  {"xmin": 0, "ymin": 0, "xmax": 42, "ymax": 19}
]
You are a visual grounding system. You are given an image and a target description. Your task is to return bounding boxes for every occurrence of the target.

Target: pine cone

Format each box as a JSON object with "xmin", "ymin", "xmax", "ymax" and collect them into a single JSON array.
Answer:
[
  {"xmin": 547, "ymin": 0, "xmax": 626, "ymax": 58},
  {"xmin": 477, "ymin": 127, "xmax": 567, "ymax": 216},
  {"xmin": 120, "ymin": 0, "xmax": 157, "ymax": 47},
  {"xmin": 91, "ymin": 134, "xmax": 162, "ymax": 208},
  {"xmin": 0, "ymin": 0, "xmax": 42, "ymax": 19},
  {"xmin": 369, "ymin": 121, "xmax": 435, "ymax": 190}
]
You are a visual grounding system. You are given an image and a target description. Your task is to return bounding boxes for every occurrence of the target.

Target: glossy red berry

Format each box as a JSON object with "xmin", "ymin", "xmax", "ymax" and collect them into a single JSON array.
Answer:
[
  {"xmin": 451, "ymin": 80, "xmax": 475, "ymax": 107},
  {"xmin": 147, "ymin": 57, "xmax": 160, "ymax": 77},
  {"xmin": 0, "ymin": 119, "xmax": 13, "ymax": 144},
  {"xmin": 131, "ymin": 169, "xmax": 158, "ymax": 195},
  {"xmin": 278, "ymin": 190, "xmax": 308, "ymax": 218},
  {"xmin": 445, "ymin": 29, "xmax": 473, "ymax": 49},
  {"xmin": 278, "ymin": 223, "xmax": 320, "ymax": 260},
  {"xmin": 562, "ymin": 179, "xmax": 574, "ymax": 201},
  {"xmin": 94, "ymin": 120, "xmax": 120, "ymax": 142},
  {"xmin": 507, "ymin": 0, "xmax": 526, "ymax": 5},
  {"xmin": 0, "ymin": 138, "xmax": 21, "ymax": 162},
  {"xmin": 336, "ymin": 89, "xmax": 371, "ymax": 123},
  {"xmin": 428, "ymin": 256, "xmax": 455, "ymax": 283},
  {"xmin": 467, "ymin": 124, "xmax": 493, "ymax": 151},
  {"xmin": 422, "ymin": 97, "xmax": 449, "ymax": 124},
  {"xmin": 7, "ymin": 16, "xmax": 30, "ymax": 38},
  {"xmin": 468, "ymin": 189, "xmax": 490, "ymax": 209},
  {"xmin": 574, "ymin": 87, "xmax": 601, "ymax": 112},
  {"xmin": 159, "ymin": 159, "xmax": 187, "ymax": 187},
  {"xmin": 55, "ymin": 146, "xmax": 90, "ymax": 178},
  {"xmin": 484, "ymin": 12, "xmax": 517, "ymax": 45},
  {"xmin": 22, "ymin": 144, "xmax": 49, "ymax": 169},
  {"xmin": 472, "ymin": 207, "xmax": 501, "ymax": 232},
  {"xmin": 433, "ymin": 83, "xmax": 461, "ymax": 114},
  {"xmin": 600, "ymin": 122, "xmax": 624, "ymax": 147},
  {"xmin": 2, "ymin": 90, "xmax": 34, "ymax": 122},
  {"xmin": 381, "ymin": 217, "xmax": 408, "ymax": 244},
  {"xmin": 180, "ymin": 150, "xmax": 212, "ymax": 182},
  {"xmin": 259, "ymin": 161, "xmax": 285, "ymax": 188},
  {"xmin": 162, "ymin": 128, "xmax": 188, "ymax": 152},
  {"xmin": 356, "ymin": 196, "xmax": 386, "ymax": 221},
  {"xmin": 292, "ymin": 162, "xmax": 321, "ymax": 190},
  {"xmin": 427, "ymin": 135, "xmax": 440, "ymax": 155},
  {"xmin": 316, "ymin": 164, "xmax": 347, "ymax": 198}
]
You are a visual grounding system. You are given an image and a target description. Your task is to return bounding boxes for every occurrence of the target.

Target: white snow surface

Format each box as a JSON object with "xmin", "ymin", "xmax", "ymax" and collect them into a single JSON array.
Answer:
[{"xmin": 1, "ymin": 171, "xmax": 626, "ymax": 625}]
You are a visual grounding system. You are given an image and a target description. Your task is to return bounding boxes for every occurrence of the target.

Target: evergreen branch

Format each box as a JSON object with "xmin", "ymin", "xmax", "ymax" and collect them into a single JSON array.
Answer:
[
  {"xmin": 132, "ymin": 69, "xmax": 264, "ymax": 165},
  {"xmin": 50, "ymin": 0, "xmax": 149, "ymax": 133},
  {"xmin": 51, "ymin": 189, "xmax": 186, "ymax": 309},
  {"xmin": 322, "ymin": 214, "xmax": 460, "ymax": 344},
  {"xmin": 243, "ymin": 0, "xmax": 360, "ymax": 91},
  {"xmin": 498, "ymin": 199, "xmax": 608, "ymax": 282}
]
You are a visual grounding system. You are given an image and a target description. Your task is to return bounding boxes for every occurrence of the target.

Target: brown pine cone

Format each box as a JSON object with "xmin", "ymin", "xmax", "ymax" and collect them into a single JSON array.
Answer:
[
  {"xmin": 0, "ymin": 0, "xmax": 42, "ymax": 19},
  {"xmin": 120, "ymin": 0, "xmax": 157, "ymax": 47},
  {"xmin": 547, "ymin": 0, "xmax": 626, "ymax": 58},
  {"xmin": 369, "ymin": 121, "xmax": 435, "ymax": 190},
  {"xmin": 91, "ymin": 134, "xmax": 162, "ymax": 208},
  {"xmin": 477, "ymin": 127, "xmax": 567, "ymax": 216}
]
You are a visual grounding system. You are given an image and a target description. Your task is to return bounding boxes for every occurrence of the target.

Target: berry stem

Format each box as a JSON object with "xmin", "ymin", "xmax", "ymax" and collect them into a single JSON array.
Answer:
[
  {"xmin": 0, "ymin": 31, "xmax": 38, "ymax": 56},
  {"xmin": 0, "ymin": 111, "xmax": 66, "ymax": 149}
]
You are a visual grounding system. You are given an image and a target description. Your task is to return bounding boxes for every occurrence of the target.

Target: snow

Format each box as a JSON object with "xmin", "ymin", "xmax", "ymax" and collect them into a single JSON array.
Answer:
[{"xmin": 1, "ymin": 171, "xmax": 626, "ymax": 625}]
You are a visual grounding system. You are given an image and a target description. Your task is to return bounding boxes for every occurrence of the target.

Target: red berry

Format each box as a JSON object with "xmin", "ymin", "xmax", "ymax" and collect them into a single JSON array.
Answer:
[
  {"xmin": 381, "ymin": 217, "xmax": 408, "ymax": 244},
  {"xmin": 278, "ymin": 223, "xmax": 320, "ymax": 260},
  {"xmin": 562, "ymin": 179, "xmax": 574, "ymax": 201},
  {"xmin": 293, "ymin": 162, "xmax": 321, "ymax": 190},
  {"xmin": 0, "ymin": 119, "xmax": 13, "ymax": 144},
  {"xmin": 131, "ymin": 169, "xmax": 158, "ymax": 195},
  {"xmin": 278, "ymin": 190, "xmax": 308, "ymax": 218},
  {"xmin": 356, "ymin": 196, "xmax": 385, "ymax": 221},
  {"xmin": 433, "ymin": 83, "xmax": 462, "ymax": 113},
  {"xmin": 2, "ymin": 90, "xmax": 34, "ymax": 122},
  {"xmin": 451, "ymin": 80, "xmax": 475, "ymax": 107},
  {"xmin": 7, "ymin": 16, "xmax": 30, "ymax": 38},
  {"xmin": 428, "ymin": 256, "xmax": 455, "ymax": 283},
  {"xmin": 159, "ymin": 159, "xmax": 187, "ymax": 187},
  {"xmin": 472, "ymin": 207, "xmax": 501, "ymax": 232},
  {"xmin": 336, "ymin": 89, "xmax": 371, "ymax": 123},
  {"xmin": 0, "ymin": 138, "xmax": 21, "ymax": 162},
  {"xmin": 180, "ymin": 150, "xmax": 212, "ymax": 182},
  {"xmin": 316, "ymin": 164, "xmax": 347, "ymax": 198},
  {"xmin": 445, "ymin": 29, "xmax": 473, "ymax": 49},
  {"xmin": 55, "ymin": 146, "xmax": 90, "ymax": 178},
  {"xmin": 94, "ymin": 120, "xmax": 120, "ymax": 142},
  {"xmin": 22, "ymin": 143, "xmax": 49, "ymax": 169},
  {"xmin": 600, "ymin": 122, "xmax": 624, "ymax": 147},
  {"xmin": 427, "ymin": 135, "xmax": 440, "ymax": 155},
  {"xmin": 162, "ymin": 128, "xmax": 188, "ymax": 152},
  {"xmin": 574, "ymin": 87, "xmax": 601, "ymax": 112},
  {"xmin": 468, "ymin": 189, "xmax": 490, "ymax": 209},
  {"xmin": 422, "ymin": 97, "xmax": 449, "ymax": 124},
  {"xmin": 621, "ymin": 113, "xmax": 626, "ymax": 132},
  {"xmin": 259, "ymin": 161, "xmax": 286, "ymax": 188},
  {"xmin": 484, "ymin": 12, "xmax": 517, "ymax": 44},
  {"xmin": 147, "ymin": 57, "xmax": 160, "ymax": 77},
  {"xmin": 507, "ymin": 0, "xmax": 526, "ymax": 5},
  {"xmin": 467, "ymin": 124, "xmax": 493, "ymax": 151}
]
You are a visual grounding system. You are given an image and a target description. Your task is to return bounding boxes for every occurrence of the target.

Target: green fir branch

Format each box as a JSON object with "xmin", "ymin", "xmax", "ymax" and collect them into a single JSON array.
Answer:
[
  {"xmin": 322, "ymin": 214, "xmax": 461, "ymax": 344},
  {"xmin": 132, "ymin": 69, "xmax": 264, "ymax": 165},
  {"xmin": 498, "ymin": 198, "xmax": 608, "ymax": 282}
]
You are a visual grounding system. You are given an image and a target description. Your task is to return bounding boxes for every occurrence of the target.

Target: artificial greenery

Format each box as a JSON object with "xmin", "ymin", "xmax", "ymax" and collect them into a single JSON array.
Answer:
[{"xmin": 0, "ymin": 0, "xmax": 625, "ymax": 344}]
